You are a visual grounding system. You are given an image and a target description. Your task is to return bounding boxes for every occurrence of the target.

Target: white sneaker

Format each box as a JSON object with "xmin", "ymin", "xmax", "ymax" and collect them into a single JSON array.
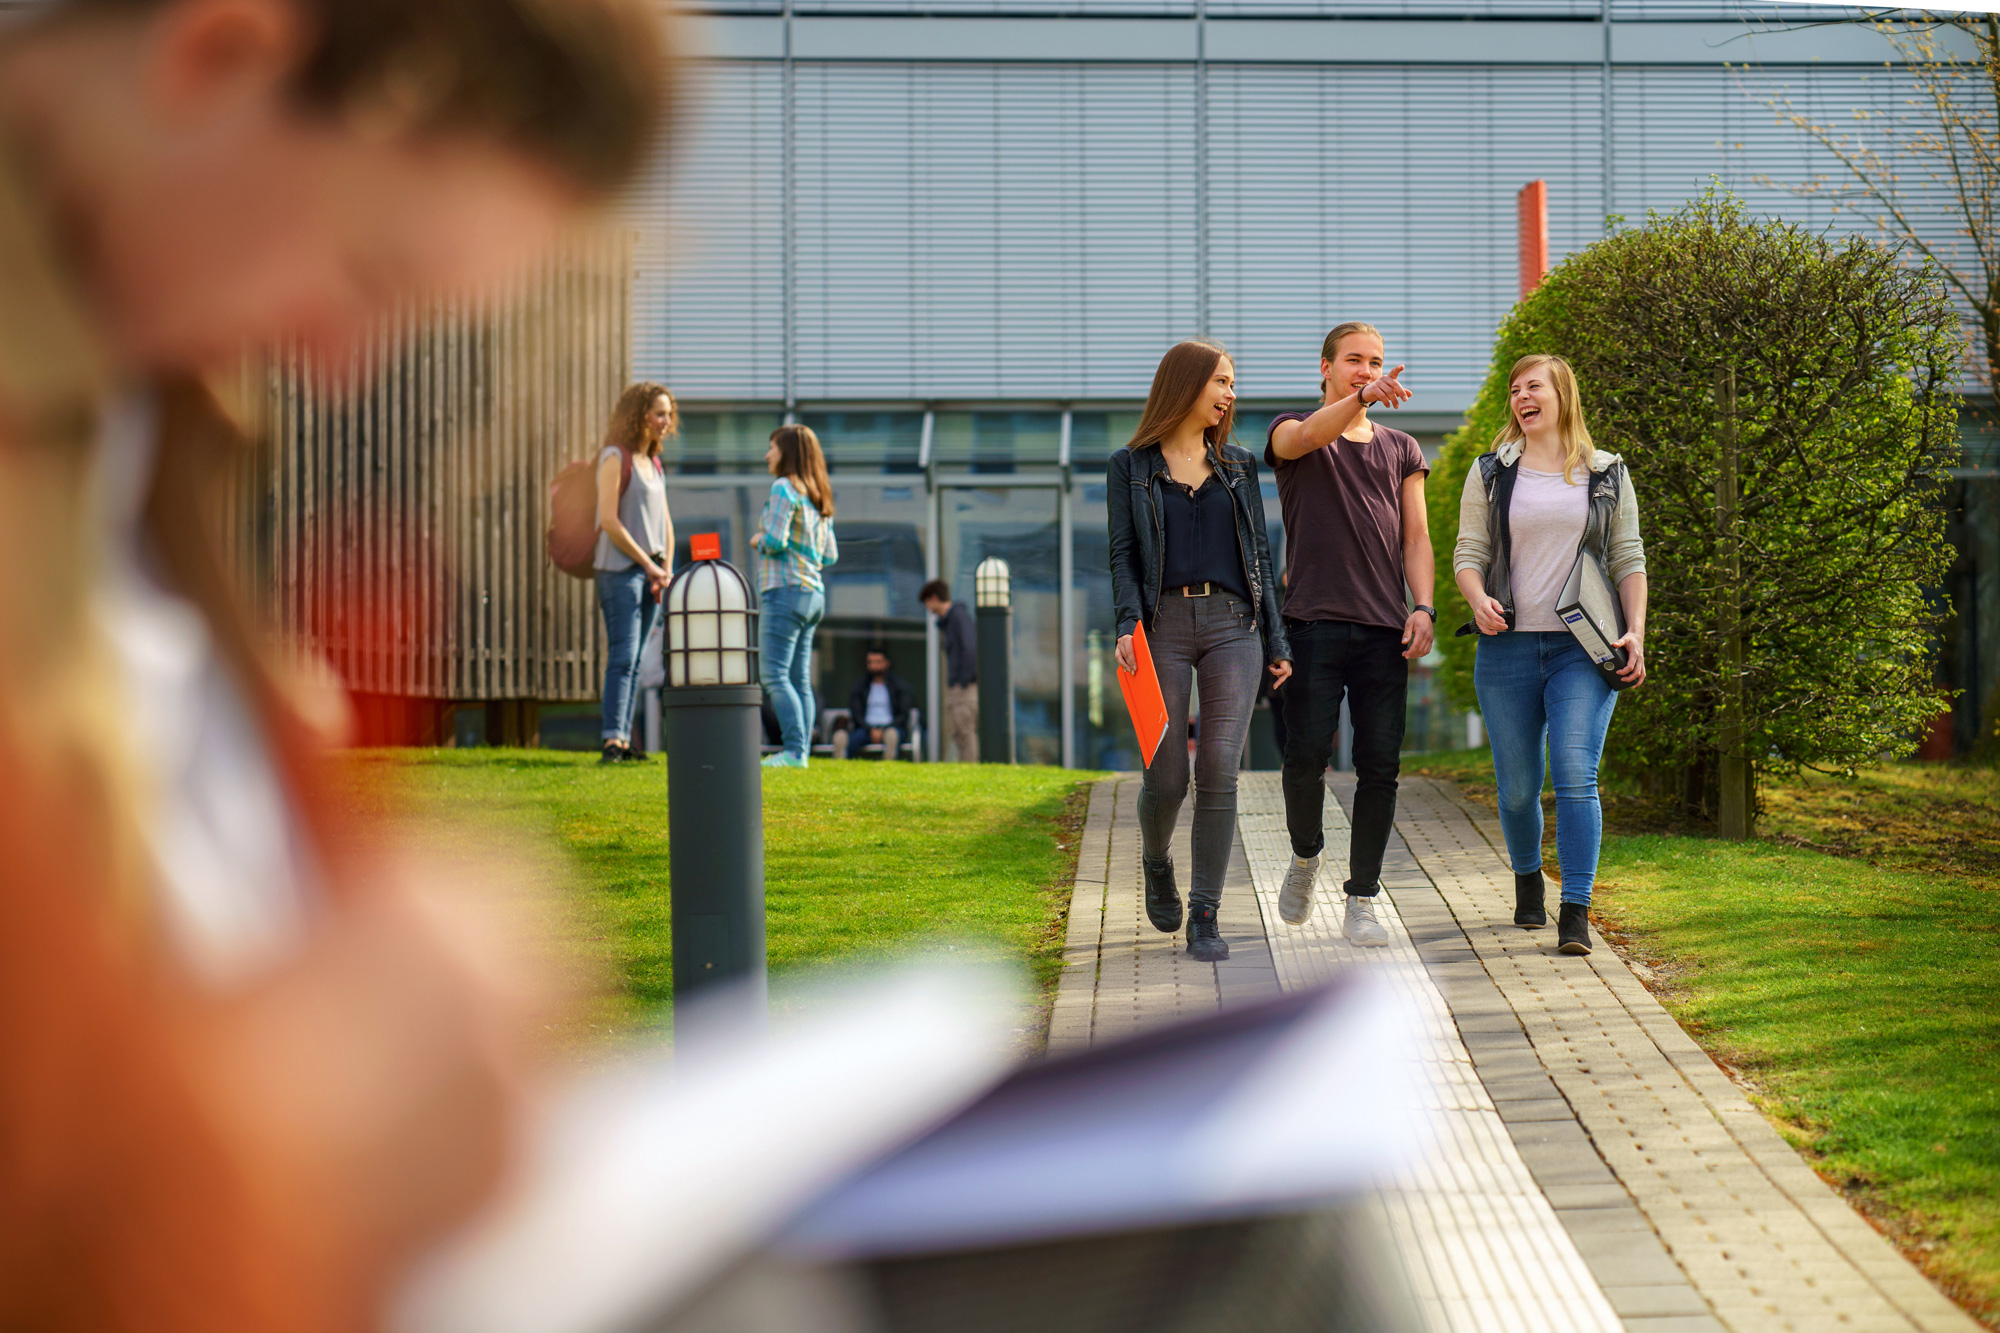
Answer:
[
  {"xmin": 1343, "ymin": 894, "xmax": 1390, "ymax": 948},
  {"xmin": 1278, "ymin": 854, "xmax": 1320, "ymax": 925}
]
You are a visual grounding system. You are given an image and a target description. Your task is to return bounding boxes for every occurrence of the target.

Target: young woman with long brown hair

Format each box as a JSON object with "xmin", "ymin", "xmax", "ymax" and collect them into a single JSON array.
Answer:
[
  {"xmin": 594, "ymin": 381, "xmax": 677, "ymax": 763},
  {"xmin": 1108, "ymin": 341, "xmax": 1291, "ymax": 962},
  {"xmin": 756, "ymin": 424, "xmax": 838, "ymax": 768},
  {"xmin": 1454, "ymin": 354, "xmax": 1648, "ymax": 955}
]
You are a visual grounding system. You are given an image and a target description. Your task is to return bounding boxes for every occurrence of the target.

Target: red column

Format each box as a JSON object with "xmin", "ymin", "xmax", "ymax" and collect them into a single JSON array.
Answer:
[{"xmin": 1517, "ymin": 180, "xmax": 1549, "ymax": 300}]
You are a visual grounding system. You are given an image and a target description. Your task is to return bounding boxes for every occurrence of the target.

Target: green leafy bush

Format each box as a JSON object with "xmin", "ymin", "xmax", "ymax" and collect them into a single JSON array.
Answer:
[{"xmin": 1429, "ymin": 190, "xmax": 1960, "ymax": 822}]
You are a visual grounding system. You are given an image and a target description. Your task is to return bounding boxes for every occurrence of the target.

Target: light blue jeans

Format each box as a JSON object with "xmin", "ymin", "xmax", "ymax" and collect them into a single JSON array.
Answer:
[
  {"xmin": 760, "ymin": 585, "xmax": 824, "ymax": 759},
  {"xmin": 1473, "ymin": 631, "xmax": 1619, "ymax": 906},
  {"xmin": 597, "ymin": 566, "xmax": 660, "ymax": 743}
]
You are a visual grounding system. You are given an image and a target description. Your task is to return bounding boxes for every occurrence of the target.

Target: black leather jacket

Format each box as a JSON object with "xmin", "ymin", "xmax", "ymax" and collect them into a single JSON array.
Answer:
[{"xmin": 1107, "ymin": 440, "xmax": 1291, "ymax": 664}]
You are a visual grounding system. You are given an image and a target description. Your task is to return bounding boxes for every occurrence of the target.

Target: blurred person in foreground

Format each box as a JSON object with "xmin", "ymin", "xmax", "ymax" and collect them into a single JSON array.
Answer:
[{"xmin": 0, "ymin": 2, "xmax": 669, "ymax": 1331}]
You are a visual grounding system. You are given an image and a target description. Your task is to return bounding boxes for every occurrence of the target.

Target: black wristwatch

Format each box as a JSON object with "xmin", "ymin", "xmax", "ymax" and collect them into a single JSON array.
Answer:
[{"xmin": 1414, "ymin": 605, "xmax": 1436, "ymax": 620}]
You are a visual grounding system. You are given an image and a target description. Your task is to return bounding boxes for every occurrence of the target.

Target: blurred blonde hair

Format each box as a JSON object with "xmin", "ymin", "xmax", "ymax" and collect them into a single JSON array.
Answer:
[{"xmin": 1493, "ymin": 353, "xmax": 1594, "ymax": 483}]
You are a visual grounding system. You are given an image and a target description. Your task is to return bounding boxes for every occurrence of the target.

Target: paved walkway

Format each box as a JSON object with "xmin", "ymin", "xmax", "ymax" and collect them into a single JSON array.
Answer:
[{"xmin": 1050, "ymin": 770, "xmax": 1981, "ymax": 1333}]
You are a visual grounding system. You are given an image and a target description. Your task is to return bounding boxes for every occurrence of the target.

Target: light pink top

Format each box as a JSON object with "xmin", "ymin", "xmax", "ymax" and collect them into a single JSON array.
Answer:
[{"xmin": 1508, "ymin": 467, "xmax": 1589, "ymax": 631}]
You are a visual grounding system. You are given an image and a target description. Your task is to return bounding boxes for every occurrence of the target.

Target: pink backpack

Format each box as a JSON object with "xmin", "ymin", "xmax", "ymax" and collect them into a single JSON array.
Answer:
[{"xmin": 547, "ymin": 445, "xmax": 632, "ymax": 580}]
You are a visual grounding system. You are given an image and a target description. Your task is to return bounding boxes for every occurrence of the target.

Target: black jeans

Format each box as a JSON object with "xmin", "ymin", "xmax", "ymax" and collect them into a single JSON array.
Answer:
[{"xmin": 1278, "ymin": 619, "xmax": 1409, "ymax": 895}]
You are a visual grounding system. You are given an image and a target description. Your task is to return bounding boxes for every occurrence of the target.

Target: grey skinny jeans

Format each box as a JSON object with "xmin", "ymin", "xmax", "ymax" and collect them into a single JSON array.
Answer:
[{"xmin": 1138, "ymin": 590, "xmax": 1265, "ymax": 909}]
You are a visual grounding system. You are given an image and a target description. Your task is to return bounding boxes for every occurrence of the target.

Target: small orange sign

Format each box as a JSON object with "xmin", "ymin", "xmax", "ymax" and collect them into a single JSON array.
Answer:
[{"xmin": 690, "ymin": 533, "xmax": 722, "ymax": 562}]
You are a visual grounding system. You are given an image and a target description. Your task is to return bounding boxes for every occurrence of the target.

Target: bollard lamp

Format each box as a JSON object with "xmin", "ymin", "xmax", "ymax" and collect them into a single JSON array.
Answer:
[
  {"xmin": 973, "ymin": 556, "xmax": 1015, "ymax": 764},
  {"xmin": 975, "ymin": 556, "xmax": 1012, "ymax": 609},
  {"xmin": 659, "ymin": 537, "xmax": 767, "ymax": 1043},
  {"xmin": 665, "ymin": 552, "xmax": 758, "ymax": 686}
]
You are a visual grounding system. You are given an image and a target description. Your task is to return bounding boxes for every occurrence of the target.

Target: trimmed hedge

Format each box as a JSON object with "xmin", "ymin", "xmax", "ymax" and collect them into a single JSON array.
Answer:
[{"xmin": 1428, "ymin": 189, "xmax": 1960, "ymax": 822}]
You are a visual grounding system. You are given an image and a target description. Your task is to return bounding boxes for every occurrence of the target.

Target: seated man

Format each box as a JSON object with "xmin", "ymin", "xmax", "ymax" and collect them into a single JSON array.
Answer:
[{"xmin": 835, "ymin": 649, "xmax": 915, "ymax": 759}]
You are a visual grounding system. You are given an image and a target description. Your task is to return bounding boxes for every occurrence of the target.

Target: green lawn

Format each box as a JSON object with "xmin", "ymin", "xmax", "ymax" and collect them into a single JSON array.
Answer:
[
  {"xmin": 1594, "ymin": 838, "xmax": 2000, "ymax": 1324},
  {"xmin": 333, "ymin": 751, "xmax": 1099, "ymax": 1040},
  {"xmin": 1410, "ymin": 749, "xmax": 2000, "ymax": 1326}
]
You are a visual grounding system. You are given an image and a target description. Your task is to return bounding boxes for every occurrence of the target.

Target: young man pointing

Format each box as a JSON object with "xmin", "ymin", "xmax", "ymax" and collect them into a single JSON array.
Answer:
[{"xmin": 1265, "ymin": 322, "xmax": 1435, "ymax": 946}]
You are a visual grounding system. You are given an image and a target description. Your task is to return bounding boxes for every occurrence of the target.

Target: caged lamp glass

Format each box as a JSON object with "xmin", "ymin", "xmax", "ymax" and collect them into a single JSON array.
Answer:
[
  {"xmin": 974, "ymin": 556, "xmax": 1011, "ymax": 609},
  {"xmin": 665, "ymin": 557, "xmax": 759, "ymax": 688}
]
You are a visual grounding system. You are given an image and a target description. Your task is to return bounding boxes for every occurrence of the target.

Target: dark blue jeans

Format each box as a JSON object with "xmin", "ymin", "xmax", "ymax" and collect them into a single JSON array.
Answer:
[
  {"xmin": 1279, "ymin": 619, "xmax": 1409, "ymax": 894},
  {"xmin": 1473, "ymin": 631, "xmax": 1619, "ymax": 906},
  {"xmin": 597, "ymin": 566, "xmax": 659, "ymax": 744}
]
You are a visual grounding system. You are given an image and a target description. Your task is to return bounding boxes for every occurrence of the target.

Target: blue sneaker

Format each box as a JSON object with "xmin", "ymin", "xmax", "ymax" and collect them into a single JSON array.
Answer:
[{"xmin": 761, "ymin": 752, "xmax": 808, "ymax": 769}]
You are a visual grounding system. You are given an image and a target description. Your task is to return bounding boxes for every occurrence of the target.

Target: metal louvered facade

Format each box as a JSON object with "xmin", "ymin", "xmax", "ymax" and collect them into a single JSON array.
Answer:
[
  {"xmin": 634, "ymin": 3, "xmax": 1975, "ymax": 413},
  {"xmin": 227, "ymin": 233, "xmax": 633, "ymax": 718}
]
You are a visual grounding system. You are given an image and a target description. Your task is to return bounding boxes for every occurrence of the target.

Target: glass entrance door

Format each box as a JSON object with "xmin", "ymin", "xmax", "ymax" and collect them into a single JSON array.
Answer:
[{"xmin": 937, "ymin": 485, "xmax": 1062, "ymax": 766}]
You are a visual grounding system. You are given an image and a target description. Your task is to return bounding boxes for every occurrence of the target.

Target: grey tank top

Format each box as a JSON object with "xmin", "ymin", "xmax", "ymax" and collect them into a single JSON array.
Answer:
[{"xmin": 593, "ymin": 446, "xmax": 668, "ymax": 571}]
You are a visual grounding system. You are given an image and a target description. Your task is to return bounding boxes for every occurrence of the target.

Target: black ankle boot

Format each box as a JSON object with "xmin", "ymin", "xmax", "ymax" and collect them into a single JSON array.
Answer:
[
  {"xmin": 1186, "ymin": 902, "xmax": 1230, "ymax": 962},
  {"xmin": 1558, "ymin": 902, "xmax": 1592, "ymax": 955},
  {"xmin": 1143, "ymin": 856, "xmax": 1182, "ymax": 933},
  {"xmin": 1514, "ymin": 869, "xmax": 1547, "ymax": 928}
]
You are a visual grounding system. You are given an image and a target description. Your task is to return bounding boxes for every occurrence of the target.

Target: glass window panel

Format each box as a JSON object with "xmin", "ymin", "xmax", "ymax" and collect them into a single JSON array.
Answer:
[
  {"xmin": 1067, "ymin": 411, "xmax": 1140, "ymax": 464},
  {"xmin": 941, "ymin": 487, "xmax": 1061, "ymax": 765},
  {"xmin": 817, "ymin": 483, "xmax": 931, "ymax": 738},
  {"xmin": 932, "ymin": 412, "xmax": 1062, "ymax": 473},
  {"xmin": 666, "ymin": 483, "xmax": 763, "ymax": 572},
  {"xmin": 1232, "ymin": 410, "xmax": 1277, "ymax": 459},
  {"xmin": 668, "ymin": 412, "xmax": 785, "ymax": 474},
  {"xmin": 1069, "ymin": 478, "xmax": 1139, "ymax": 771},
  {"xmin": 799, "ymin": 411, "xmax": 925, "ymax": 474}
]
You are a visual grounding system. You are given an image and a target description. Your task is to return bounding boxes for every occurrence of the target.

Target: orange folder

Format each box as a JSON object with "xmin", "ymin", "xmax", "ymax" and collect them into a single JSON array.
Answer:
[{"xmin": 1116, "ymin": 621, "xmax": 1171, "ymax": 768}]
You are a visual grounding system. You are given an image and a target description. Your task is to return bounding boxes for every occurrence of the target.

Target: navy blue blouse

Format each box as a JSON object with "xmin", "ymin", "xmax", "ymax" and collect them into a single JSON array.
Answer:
[{"xmin": 1158, "ymin": 472, "xmax": 1249, "ymax": 602}]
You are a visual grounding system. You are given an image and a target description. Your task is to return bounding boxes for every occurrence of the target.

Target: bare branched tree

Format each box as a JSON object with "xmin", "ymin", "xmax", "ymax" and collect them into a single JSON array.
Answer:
[{"xmin": 1766, "ymin": 15, "xmax": 1998, "ymax": 392}]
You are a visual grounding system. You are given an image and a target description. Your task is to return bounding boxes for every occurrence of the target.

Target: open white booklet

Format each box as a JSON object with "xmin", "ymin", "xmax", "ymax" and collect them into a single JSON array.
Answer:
[{"xmin": 394, "ymin": 961, "xmax": 1420, "ymax": 1333}]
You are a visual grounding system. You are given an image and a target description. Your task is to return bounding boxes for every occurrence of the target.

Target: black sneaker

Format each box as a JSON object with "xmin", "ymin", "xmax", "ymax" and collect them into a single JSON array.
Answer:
[
  {"xmin": 1515, "ymin": 869, "xmax": 1547, "ymax": 929},
  {"xmin": 1186, "ymin": 903, "xmax": 1230, "ymax": 962},
  {"xmin": 1558, "ymin": 902, "xmax": 1592, "ymax": 955},
  {"xmin": 621, "ymin": 745, "xmax": 651, "ymax": 762},
  {"xmin": 599, "ymin": 742, "xmax": 627, "ymax": 766},
  {"xmin": 1143, "ymin": 856, "xmax": 1182, "ymax": 933}
]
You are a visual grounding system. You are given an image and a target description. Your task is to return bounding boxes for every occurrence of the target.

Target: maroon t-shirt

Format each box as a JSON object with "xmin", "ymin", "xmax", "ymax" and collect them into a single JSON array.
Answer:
[{"xmin": 1264, "ymin": 412, "xmax": 1429, "ymax": 629}]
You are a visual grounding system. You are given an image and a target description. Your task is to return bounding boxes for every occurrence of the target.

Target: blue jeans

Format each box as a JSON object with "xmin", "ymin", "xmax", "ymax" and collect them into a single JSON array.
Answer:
[
  {"xmin": 1474, "ymin": 631, "xmax": 1619, "ymax": 906},
  {"xmin": 597, "ymin": 566, "xmax": 660, "ymax": 744},
  {"xmin": 760, "ymin": 585, "xmax": 824, "ymax": 759}
]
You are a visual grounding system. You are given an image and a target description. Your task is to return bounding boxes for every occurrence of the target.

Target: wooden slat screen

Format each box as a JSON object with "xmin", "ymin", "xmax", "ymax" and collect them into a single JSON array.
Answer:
[{"xmin": 222, "ymin": 231, "xmax": 633, "ymax": 703}]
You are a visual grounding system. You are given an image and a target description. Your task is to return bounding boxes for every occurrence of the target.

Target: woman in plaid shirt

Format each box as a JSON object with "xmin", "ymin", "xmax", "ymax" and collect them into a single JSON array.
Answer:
[{"xmin": 756, "ymin": 425, "xmax": 839, "ymax": 767}]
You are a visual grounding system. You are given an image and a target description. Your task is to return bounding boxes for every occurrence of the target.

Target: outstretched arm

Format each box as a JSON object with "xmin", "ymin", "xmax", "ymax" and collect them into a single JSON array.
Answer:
[{"xmin": 1268, "ymin": 368, "xmax": 1414, "ymax": 461}]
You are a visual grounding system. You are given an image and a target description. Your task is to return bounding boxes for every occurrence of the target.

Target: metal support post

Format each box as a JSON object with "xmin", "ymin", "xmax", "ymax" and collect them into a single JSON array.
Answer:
[
  {"xmin": 662, "ymin": 686, "xmax": 767, "ymax": 1033},
  {"xmin": 977, "ymin": 609, "xmax": 1014, "ymax": 764}
]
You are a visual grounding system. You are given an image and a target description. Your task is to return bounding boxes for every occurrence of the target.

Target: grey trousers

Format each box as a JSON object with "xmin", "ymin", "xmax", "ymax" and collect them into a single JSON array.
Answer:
[{"xmin": 1138, "ymin": 590, "xmax": 1265, "ymax": 909}]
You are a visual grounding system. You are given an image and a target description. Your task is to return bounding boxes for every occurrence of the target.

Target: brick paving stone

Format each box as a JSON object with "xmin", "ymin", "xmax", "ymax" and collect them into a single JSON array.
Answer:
[
  {"xmin": 1384, "ymin": 775, "xmax": 1982, "ymax": 1333},
  {"xmin": 1048, "ymin": 770, "xmax": 1981, "ymax": 1333}
]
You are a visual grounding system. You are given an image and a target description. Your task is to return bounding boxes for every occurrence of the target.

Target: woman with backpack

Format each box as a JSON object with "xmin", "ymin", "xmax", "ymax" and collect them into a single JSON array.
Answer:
[
  {"xmin": 595, "ymin": 382, "xmax": 677, "ymax": 764},
  {"xmin": 756, "ymin": 425, "xmax": 838, "ymax": 769},
  {"xmin": 1108, "ymin": 340, "xmax": 1291, "ymax": 963},
  {"xmin": 1453, "ymin": 354, "xmax": 1647, "ymax": 955}
]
